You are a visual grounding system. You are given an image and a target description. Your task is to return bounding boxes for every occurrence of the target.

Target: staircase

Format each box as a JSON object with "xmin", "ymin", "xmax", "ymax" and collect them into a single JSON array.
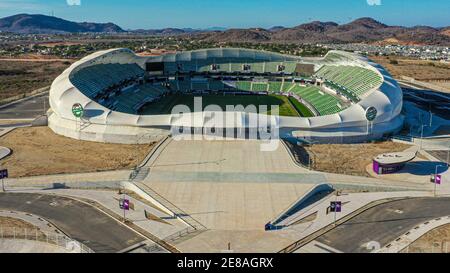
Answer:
[
  {"xmin": 128, "ymin": 136, "xmax": 207, "ymax": 245},
  {"xmin": 129, "ymin": 136, "xmax": 171, "ymax": 182},
  {"xmin": 129, "ymin": 167, "xmax": 150, "ymax": 182}
]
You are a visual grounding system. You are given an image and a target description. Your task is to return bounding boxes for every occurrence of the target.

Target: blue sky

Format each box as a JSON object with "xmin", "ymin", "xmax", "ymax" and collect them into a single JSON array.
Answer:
[{"xmin": 0, "ymin": 0, "xmax": 448, "ymax": 30}]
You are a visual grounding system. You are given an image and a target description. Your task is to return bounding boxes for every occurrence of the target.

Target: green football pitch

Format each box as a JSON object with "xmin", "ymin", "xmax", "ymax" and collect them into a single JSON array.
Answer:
[{"xmin": 139, "ymin": 94, "xmax": 314, "ymax": 117}]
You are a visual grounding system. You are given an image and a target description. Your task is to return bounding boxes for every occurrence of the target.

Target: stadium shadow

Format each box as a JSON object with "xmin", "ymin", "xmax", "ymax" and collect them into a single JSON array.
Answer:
[
  {"xmin": 82, "ymin": 109, "xmax": 105, "ymax": 118},
  {"xmin": 399, "ymin": 161, "xmax": 449, "ymax": 176}
]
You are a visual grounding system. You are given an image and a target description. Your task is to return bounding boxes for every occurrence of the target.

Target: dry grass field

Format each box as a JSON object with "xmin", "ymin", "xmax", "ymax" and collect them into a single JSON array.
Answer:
[
  {"xmin": 402, "ymin": 224, "xmax": 450, "ymax": 253},
  {"xmin": 370, "ymin": 56, "xmax": 450, "ymax": 82},
  {"xmin": 0, "ymin": 216, "xmax": 48, "ymax": 239},
  {"xmin": 0, "ymin": 216, "xmax": 37, "ymax": 229},
  {"xmin": 0, "ymin": 127, "xmax": 156, "ymax": 178},
  {"xmin": 305, "ymin": 141, "xmax": 412, "ymax": 176},
  {"xmin": 0, "ymin": 60, "xmax": 72, "ymax": 101}
]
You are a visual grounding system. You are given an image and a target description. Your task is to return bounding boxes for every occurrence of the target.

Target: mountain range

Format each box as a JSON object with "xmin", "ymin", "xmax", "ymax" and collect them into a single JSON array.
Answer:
[
  {"xmin": 195, "ymin": 18, "xmax": 450, "ymax": 46},
  {"xmin": 0, "ymin": 14, "xmax": 449, "ymax": 46},
  {"xmin": 0, "ymin": 14, "xmax": 124, "ymax": 34}
]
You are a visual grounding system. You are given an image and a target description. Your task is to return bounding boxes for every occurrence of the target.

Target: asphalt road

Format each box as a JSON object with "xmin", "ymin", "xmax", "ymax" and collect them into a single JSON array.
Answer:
[
  {"xmin": 0, "ymin": 192, "xmax": 145, "ymax": 253},
  {"xmin": 316, "ymin": 197, "xmax": 450, "ymax": 253},
  {"xmin": 0, "ymin": 93, "xmax": 48, "ymax": 120}
]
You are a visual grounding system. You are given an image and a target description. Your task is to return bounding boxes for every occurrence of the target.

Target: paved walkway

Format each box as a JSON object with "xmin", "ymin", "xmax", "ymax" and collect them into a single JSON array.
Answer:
[
  {"xmin": 147, "ymin": 139, "xmax": 310, "ymax": 174},
  {"xmin": 0, "ymin": 93, "xmax": 48, "ymax": 120},
  {"xmin": 4, "ymin": 170, "xmax": 130, "ymax": 187},
  {"xmin": 295, "ymin": 240, "xmax": 343, "ymax": 253},
  {"xmin": 0, "ymin": 128, "xmax": 14, "ymax": 138},
  {"xmin": 0, "ymin": 239, "xmax": 69, "ymax": 253}
]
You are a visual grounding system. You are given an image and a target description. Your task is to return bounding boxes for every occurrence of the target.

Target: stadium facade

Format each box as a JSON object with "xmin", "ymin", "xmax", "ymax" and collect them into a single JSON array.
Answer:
[{"xmin": 48, "ymin": 48, "xmax": 404, "ymax": 144}]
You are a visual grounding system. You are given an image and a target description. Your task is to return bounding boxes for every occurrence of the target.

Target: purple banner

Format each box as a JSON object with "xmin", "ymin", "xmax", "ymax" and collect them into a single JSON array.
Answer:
[
  {"xmin": 330, "ymin": 201, "xmax": 342, "ymax": 213},
  {"xmin": 119, "ymin": 199, "xmax": 130, "ymax": 210},
  {"xmin": 436, "ymin": 175, "xmax": 442, "ymax": 185},
  {"xmin": 0, "ymin": 169, "xmax": 8, "ymax": 179}
]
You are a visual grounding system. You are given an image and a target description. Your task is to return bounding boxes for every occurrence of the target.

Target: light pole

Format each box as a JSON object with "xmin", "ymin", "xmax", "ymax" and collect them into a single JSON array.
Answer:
[
  {"xmin": 332, "ymin": 189, "xmax": 341, "ymax": 227},
  {"xmin": 429, "ymin": 111, "xmax": 433, "ymax": 127},
  {"xmin": 447, "ymin": 149, "xmax": 449, "ymax": 167},
  {"xmin": 434, "ymin": 165, "xmax": 445, "ymax": 197},
  {"xmin": 420, "ymin": 124, "xmax": 428, "ymax": 151},
  {"xmin": 123, "ymin": 191, "xmax": 127, "ymax": 223},
  {"xmin": 334, "ymin": 190, "xmax": 338, "ymax": 226}
]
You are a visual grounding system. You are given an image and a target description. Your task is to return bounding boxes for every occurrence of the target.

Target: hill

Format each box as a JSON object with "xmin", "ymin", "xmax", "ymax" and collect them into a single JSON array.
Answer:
[
  {"xmin": 198, "ymin": 18, "xmax": 450, "ymax": 46},
  {"xmin": 0, "ymin": 14, "xmax": 124, "ymax": 34},
  {"xmin": 1, "ymin": 14, "xmax": 448, "ymax": 45}
]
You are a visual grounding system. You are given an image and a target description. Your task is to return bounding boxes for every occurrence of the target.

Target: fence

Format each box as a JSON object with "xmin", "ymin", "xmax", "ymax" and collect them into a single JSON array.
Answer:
[
  {"xmin": 163, "ymin": 227, "xmax": 200, "ymax": 243},
  {"xmin": 0, "ymin": 227, "xmax": 94, "ymax": 253}
]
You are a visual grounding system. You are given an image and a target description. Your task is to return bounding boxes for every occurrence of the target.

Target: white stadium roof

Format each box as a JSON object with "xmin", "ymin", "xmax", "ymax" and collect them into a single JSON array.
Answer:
[{"xmin": 48, "ymin": 48, "xmax": 404, "ymax": 144}]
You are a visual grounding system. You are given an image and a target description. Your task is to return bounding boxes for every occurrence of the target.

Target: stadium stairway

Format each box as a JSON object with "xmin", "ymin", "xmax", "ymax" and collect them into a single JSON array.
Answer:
[
  {"xmin": 130, "ymin": 167, "xmax": 150, "ymax": 182},
  {"xmin": 129, "ymin": 137, "xmax": 208, "ymax": 233}
]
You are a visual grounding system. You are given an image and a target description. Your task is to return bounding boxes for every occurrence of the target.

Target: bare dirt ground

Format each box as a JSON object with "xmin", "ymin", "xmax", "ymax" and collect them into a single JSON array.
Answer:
[
  {"xmin": 0, "ymin": 216, "xmax": 47, "ymax": 239},
  {"xmin": 428, "ymin": 81, "xmax": 450, "ymax": 90},
  {"xmin": 0, "ymin": 127, "xmax": 156, "ymax": 178},
  {"xmin": 0, "ymin": 60, "xmax": 73, "ymax": 101},
  {"xmin": 402, "ymin": 224, "xmax": 450, "ymax": 253},
  {"xmin": 305, "ymin": 141, "xmax": 412, "ymax": 176},
  {"xmin": 370, "ymin": 56, "xmax": 450, "ymax": 82},
  {"xmin": 0, "ymin": 216, "xmax": 37, "ymax": 229}
]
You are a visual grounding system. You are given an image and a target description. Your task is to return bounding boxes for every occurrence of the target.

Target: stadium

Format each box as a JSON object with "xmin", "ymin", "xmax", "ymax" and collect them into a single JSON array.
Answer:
[{"xmin": 48, "ymin": 48, "xmax": 404, "ymax": 144}]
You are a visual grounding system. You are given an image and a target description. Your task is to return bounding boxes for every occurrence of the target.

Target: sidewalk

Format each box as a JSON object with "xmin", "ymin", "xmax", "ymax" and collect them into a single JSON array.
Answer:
[
  {"xmin": 4, "ymin": 170, "xmax": 131, "ymax": 187},
  {"xmin": 324, "ymin": 172, "xmax": 432, "ymax": 191}
]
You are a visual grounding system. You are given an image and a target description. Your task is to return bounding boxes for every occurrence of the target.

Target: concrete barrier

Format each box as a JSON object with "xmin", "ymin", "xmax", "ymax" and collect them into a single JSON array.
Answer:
[
  {"xmin": 268, "ymin": 183, "xmax": 334, "ymax": 229},
  {"xmin": 0, "ymin": 146, "xmax": 11, "ymax": 161}
]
